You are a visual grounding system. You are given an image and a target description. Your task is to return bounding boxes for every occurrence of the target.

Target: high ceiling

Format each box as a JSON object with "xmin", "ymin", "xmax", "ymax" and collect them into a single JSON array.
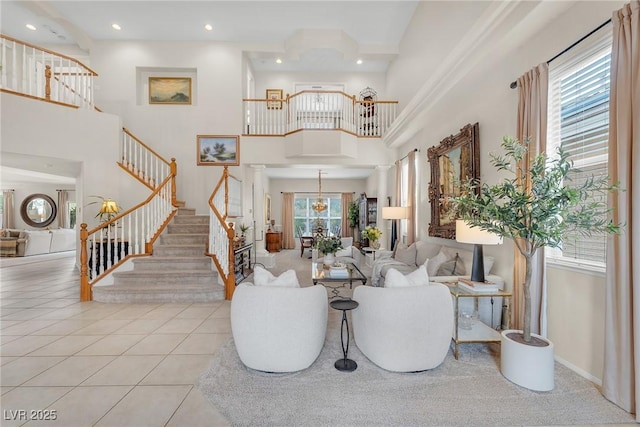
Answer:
[
  {"xmin": 1, "ymin": 1, "xmax": 419, "ymax": 184},
  {"xmin": 2, "ymin": 0, "xmax": 419, "ymax": 73}
]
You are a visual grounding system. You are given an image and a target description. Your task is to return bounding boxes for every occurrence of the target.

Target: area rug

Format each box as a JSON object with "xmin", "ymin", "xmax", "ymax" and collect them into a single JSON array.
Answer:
[{"xmin": 197, "ymin": 318, "xmax": 634, "ymax": 427}]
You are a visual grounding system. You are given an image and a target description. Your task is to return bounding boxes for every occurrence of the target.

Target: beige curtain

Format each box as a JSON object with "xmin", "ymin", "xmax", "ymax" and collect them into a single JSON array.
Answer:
[
  {"xmin": 57, "ymin": 190, "xmax": 68, "ymax": 228},
  {"xmin": 603, "ymin": 1, "xmax": 639, "ymax": 418},
  {"xmin": 514, "ymin": 62, "xmax": 548, "ymax": 334},
  {"xmin": 394, "ymin": 159, "xmax": 402, "ymax": 246},
  {"xmin": 3, "ymin": 190, "xmax": 15, "ymax": 229},
  {"xmin": 406, "ymin": 150, "xmax": 417, "ymax": 245},
  {"xmin": 341, "ymin": 193, "xmax": 353, "ymax": 238},
  {"xmin": 281, "ymin": 192, "xmax": 295, "ymax": 249}
]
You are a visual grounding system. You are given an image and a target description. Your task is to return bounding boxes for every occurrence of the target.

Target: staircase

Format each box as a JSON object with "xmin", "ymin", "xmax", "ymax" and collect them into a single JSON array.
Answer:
[{"xmin": 92, "ymin": 208, "xmax": 224, "ymax": 303}]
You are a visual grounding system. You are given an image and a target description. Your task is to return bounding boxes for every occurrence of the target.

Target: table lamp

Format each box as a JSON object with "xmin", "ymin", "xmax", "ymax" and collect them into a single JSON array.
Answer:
[
  {"xmin": 455, "ymin": 220, "xmax": 502, "ymax": 283},
  {"xmin": 382, "ymin": 206, "xmax": 408, "ymax": 250}
]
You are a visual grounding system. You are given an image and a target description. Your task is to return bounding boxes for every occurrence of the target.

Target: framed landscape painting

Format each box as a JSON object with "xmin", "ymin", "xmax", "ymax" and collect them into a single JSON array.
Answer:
[
  {"xmin": 149, "ymin": 77, "xmax": 192, "ymax": 105},
  {"xmin": 197, "ymin": 135, "xmax": 240, "ymax": 166}
]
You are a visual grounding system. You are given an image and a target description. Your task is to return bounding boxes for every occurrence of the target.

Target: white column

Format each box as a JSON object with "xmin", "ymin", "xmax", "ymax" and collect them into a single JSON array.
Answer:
[
  {"xmin": 376, "ymin": 165, "xmax": 392, "ymax": 250},
  {"xmin": 251, "ymin": 165, "xmax": 275, "ymax": 267}
]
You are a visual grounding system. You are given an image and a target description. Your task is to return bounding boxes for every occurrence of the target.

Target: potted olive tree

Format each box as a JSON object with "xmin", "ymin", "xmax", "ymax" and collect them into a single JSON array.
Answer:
[{"xmin": 453, "ymin": 136, "xmax": 620, "ymax": 391}]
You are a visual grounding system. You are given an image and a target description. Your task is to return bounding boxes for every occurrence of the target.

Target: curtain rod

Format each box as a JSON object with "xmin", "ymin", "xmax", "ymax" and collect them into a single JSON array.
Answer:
[
  {"xmin": 400, "ymin": 148, "xmax": 419, "ymax": 161},
  {"xmin": 509, "ymin": 18, "xmax": 612, "ymax": 89}
]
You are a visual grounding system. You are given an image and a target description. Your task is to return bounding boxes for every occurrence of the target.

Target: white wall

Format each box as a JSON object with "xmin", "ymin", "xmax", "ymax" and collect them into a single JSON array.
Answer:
[
  {"xmin": 1, "ymin": 93, "xmax": 121, "ymax": 229},
  {"xmin": 255, "ymin": 71, "xmax": 387, "ymax": 99},
  {"xmin": 386, "ymin": 0, "xmax": 625, "ymax": 383},
  {"xmin": 89, "ymin": 41, "xmax": 245, "ymax": 215}
]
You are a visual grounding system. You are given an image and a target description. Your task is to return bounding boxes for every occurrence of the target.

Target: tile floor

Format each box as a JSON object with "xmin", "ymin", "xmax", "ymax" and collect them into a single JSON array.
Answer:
[{"xmin": 0, "ymin": 252, "xmax": 230, "ymax": 426}]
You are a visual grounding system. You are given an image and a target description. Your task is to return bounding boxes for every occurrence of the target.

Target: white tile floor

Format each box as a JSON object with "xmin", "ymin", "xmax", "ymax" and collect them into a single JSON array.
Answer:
[{"xmin": 0, "ymin": 253, "xmax": 230, "ymax": 426}]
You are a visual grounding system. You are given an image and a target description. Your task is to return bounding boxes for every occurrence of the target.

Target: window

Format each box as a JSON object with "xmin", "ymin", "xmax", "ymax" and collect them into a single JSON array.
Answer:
[
  {"xmin": 294, "ymin": 195, "xmax": 341, "ymax": 236},
  {"xmin": 546, "ymin": 26, "xmax": 612, "ymax": 269},
  {"xmin": 67, "ymin": 201, "xmax": 77, "ymax": 229}
]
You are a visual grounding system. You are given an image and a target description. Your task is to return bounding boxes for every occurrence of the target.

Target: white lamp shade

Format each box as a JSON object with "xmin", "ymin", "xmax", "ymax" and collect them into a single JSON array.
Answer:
[
  {"xmin": 456, "ymin": 220, "xmax": 502, "ymax": 245},
  {"xmin": 382, "ymin": 207, "xmax": 409, "ymax": 220}
]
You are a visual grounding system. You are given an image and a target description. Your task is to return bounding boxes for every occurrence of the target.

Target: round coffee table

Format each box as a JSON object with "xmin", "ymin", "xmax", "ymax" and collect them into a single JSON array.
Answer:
[{"xmin": 330, "ymin": 298, "xmax": 359, "ymax": 372}]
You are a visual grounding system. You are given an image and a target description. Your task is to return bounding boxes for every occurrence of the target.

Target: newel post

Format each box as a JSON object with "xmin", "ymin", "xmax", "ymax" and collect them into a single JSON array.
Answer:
[
  {"xmin": 80, "ymin": 223, "xmax": 91, "ymax": 301},
  {"xmin": 44, "ymin": 65, "xmax": 52, "ymax": 100},
  {"xmin": 170, "ymin": 158, "xmax": 178, "ymax": 207}
]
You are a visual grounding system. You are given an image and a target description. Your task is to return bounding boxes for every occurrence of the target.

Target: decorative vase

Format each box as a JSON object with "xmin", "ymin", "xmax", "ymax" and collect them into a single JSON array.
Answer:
[
  {"xmin": 371, "ymin": 240, "xmax": 380, "ymax": 249},
  {"xmin": 500, "ymin": 329, "xmax": 554, "ymax": 391},
  {"xmin": 324, "ymin": 253, "xmax": 335, "ymax": 266}
]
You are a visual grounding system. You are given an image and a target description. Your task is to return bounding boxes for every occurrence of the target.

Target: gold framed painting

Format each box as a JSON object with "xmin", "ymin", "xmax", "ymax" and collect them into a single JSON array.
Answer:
[
  {"xmin": 266, "ymin": 88, "xmax": 283, "ymax": 109},
  {"xmin": 197, "ymin": 135, "xmax": 240, "ymax": 166},
  {"xmin": 149, "ymin": 77, "xmax": 192, "ymax": 105}
]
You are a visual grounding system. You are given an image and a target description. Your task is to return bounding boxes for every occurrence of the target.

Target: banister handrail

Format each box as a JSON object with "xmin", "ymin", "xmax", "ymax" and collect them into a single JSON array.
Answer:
[
  {"xmin": 85, "ymin": 174, "xmax": 172, "ymax": 236},
  {"xmin": 206, "ymin": 166, "xmax": 239, "ymax": 300},
  {"xmin": 243, "ymin": 89, "xmax": 398, "ymax": 138},
  {"xmin": 0, "ymin": 34, "xmax": 98, "ymax": 76},
  {"xmin": 79, "ymin": 173, "xmax": 176, "ymax": 301},
  {"xmin": 122, "ymin": 127, "xmax": 171, "ymax": 166},
  {"xmin": 1, "ymin": 34, "xmax": 97, "ymax": 109}
]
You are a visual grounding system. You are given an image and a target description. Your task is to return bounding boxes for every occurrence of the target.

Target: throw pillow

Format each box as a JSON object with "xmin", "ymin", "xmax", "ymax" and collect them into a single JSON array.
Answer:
[
  {"xmin": 335, "ymin": 246, "xmax": 352, "ymax": 258},
  {"xmin": 253, "ymin": 265, "xmax": 300, "ymax": 287},
  {"xmin": 385, "ymin": 265, "xmax": 430, "ymax": 287},
  {"xmin": 436, "ymin": 253, "xmax": 466, "ymax": 276},
  {"xmin": 427, "ymin": 249, "xmax": 449, "ymax": 277},
  {"xmin": 394, "ymin": 242, "xmax": 417, "ymax": 266}
]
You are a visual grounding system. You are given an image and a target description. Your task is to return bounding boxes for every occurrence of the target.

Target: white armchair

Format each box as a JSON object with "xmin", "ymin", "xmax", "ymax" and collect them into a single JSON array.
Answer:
[
  {"xmin": 352, "ymin": 283, "xmax": 453, "ymax": 372},
  {"xmin": 334, "ymin": 237, "xmax": 362, "ymax": 267},
  {"xmin": 231, "ymin": 283, "xmax": 328, "ymax": 372}
]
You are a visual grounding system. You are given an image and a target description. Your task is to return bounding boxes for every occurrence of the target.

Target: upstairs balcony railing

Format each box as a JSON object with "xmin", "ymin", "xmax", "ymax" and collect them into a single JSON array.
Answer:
[
  {"xmin": 243, "ymin": 90, "xmax": 398, "ymax": 138},
  {"xmin": 0, "ymin": 34, "xmax": 97, "ymax": 109}
]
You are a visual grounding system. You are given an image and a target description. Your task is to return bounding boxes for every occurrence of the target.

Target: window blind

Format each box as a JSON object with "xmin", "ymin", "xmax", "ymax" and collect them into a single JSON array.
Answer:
[{"xmin": 547, "ymin": 25, "xmax": 612, "ymax": 266}]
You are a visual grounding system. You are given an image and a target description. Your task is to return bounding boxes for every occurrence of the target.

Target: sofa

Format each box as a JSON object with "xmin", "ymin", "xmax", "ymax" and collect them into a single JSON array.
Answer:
[
  {"xmin": 352, "ymin": 281, "xmax": 454, "ymax": 372},
  {"xmin": 231, "ymin": 282, "xmax": 328, "ymax": 372},
  {"xmin": 371, "ymin": 240, "xmax": 503, "ymax": 327},
  {"xmin": 1, "ymin": 228, "xmax": 76, "ymax": 257}
]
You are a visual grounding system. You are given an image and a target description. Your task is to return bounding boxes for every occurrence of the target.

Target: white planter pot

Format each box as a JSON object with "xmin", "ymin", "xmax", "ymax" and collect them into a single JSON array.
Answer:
[
  {"xmin": 501, "ymin": 329, "xmax": 554, "ymax": 391},
  {"xmin": 323, "ymin": 253, "xmax": 335, "ymax": 266}
]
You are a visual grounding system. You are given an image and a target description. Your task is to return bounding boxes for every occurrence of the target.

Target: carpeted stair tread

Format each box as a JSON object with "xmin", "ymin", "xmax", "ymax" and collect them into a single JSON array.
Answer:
[{"xmin": 172, "ymin": 215, "xmax": 209, "ymax": 225}]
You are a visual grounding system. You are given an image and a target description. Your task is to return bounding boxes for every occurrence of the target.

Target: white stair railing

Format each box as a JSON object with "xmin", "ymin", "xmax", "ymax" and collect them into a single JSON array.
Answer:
[
  {"xmin": 207, "ymin": 166, "xmax": 242, "ymax": 300},
  {"xmin": 243, "ymin": 90, "xmax": 398, "ymax": 137},
  {"xmin": 120, "ymin": 128, "xmax": 172, "ymax": 190},
  {"xmin": 80, "ymin": 175, "xmax": 176, "ymax": 301},
  {"xmin": 0, "ymin": 34, "xmax": 97, "ymax": 109}
]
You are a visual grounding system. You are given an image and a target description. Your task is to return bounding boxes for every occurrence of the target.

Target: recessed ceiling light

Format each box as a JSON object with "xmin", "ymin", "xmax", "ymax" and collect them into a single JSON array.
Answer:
[
  {"xmin": 112, "ymin": 23, "xmax": 121, "ymax": 30},
  {"xmin": 26, "ymin": 24, "xmax": 37, "ymax": 31},
  {"xmin": 204, "ymin": 24, "xmax": 213, "ymax": 31},
  {"xmin": 276, "ymin": 58, "xmax": 282, "ymax": 64},
  {"xmin": 356, "ymin": 59, "xmax": 363, "ymax": 65}
]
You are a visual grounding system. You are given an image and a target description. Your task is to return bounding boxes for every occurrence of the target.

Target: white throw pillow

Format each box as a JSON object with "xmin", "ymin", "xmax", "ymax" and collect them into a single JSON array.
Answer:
[
  {"xmin": 427, "ymin": 249, "xmax": 449, "ymax": 277},
  {"xmin": 385, "ymin": 265, "xmax": 430, "ymax": 287},
  {"xmin": 253, "ymin": 265, "xmax": 300, "ymax": 287},
  {"xmin": 335, "ymin": 246, "xmax": 352, "ymax": 257}
]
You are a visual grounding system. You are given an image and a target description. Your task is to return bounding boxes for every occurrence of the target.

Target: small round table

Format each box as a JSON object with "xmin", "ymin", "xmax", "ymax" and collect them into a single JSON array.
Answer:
[{"xmin": 330, "ymin": 298, "xmax": 359, "ymax": 372}]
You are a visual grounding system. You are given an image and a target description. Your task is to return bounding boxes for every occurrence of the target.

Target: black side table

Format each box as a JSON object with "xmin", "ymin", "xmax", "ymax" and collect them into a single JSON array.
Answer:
[{"xmin": 330, "ymin": 299, "xmax": 359, "ymax": 372}]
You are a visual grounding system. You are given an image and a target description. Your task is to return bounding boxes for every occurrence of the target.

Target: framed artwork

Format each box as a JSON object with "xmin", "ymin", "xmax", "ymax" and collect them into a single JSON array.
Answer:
[
  {"xmin": 149, "ymin": 77, "xmax": 192, "ymax": 105},
  {"xmin": 266, "ymin": 88, "xmax": 283, "ymax": 109},
  {"xmin": 197, "ymin": 135, "xmax": 240, "ymax": 166},
  {"xmin": 428, "ymin": 122, "xmax": 480, "ymax": 239},
  {"xmin": 265, "ymin": 193, "xmax": 271, "ymax": 224}
]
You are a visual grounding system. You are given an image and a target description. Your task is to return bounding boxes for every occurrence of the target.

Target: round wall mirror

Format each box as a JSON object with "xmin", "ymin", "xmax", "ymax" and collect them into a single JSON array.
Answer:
[{"xmin": 20, "ymin": 194, "xmax": 57, "ymax": 228}]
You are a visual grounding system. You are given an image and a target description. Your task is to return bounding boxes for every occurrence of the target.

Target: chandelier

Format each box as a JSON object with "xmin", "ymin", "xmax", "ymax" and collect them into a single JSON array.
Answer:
[{"xmin": 312, "ymin": 170, "xmax": 327, "ymax": 213}]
